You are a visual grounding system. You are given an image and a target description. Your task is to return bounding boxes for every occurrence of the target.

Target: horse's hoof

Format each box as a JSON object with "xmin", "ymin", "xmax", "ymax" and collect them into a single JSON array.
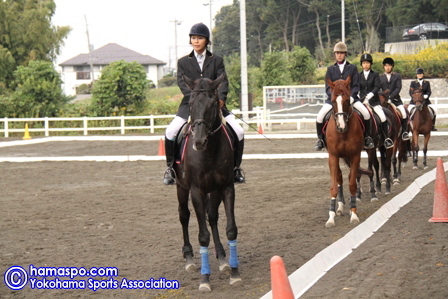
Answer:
[
  {"xmin": 350, "ymin": 210, "xmax": 360, "ymax": 225},
  {"xmin": 393, "ymin": 179, "xmax": 400, "ymax": 185},
  {"xmin": 230, "ymin": 277, "xmax": 243, "ymax": 286},
  {"xmin": 219, "ymin": 263, "xmax": 231, "ymax": 272},
  {"xmin": 381, "ymin": 179, "xmax": 387, "ymax": 185},
  {"xmin": 325, "ymin": 221, "xmax": 335, "ymax": 228},
  {"xmin": 371, "ymin": 197, "xmax": 379, "ymax": 202},
  {"xmin": 356, "ymin": 198, "xmax": 362, "ymax": 202},
  {"xmin": 424, "ymin": 166, "xmax": 429, "ymax": 169},
  {"xmin": 336, "ymin": 210, "xmax": 344, "ymax": 216},
  {"xmin": 413, "ymin": 166, "xmax": 418, "ymax": 170},
  {"xmin": 385, "ymin": 191, "xmax": 391, "ymax": 195},
  {"xmin": 185, "ymin": 263, "xmax": 197, "ymax": 272},
  {"xmin": 326, "ymin": 211, "xmax": 335, "ymax": 227},
  {"xmin": 199, "ymin": 283, "xmax": 212, "ymax": 292},
  {"xmin": 336, "ymin": 202, "xmax": 344, "ymax": 216}
]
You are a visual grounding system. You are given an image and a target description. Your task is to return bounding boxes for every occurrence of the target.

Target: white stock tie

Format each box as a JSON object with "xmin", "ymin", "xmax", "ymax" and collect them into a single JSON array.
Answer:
[{"xmin": 198, "ymin": 54, "xmax": 204, "ymax": 71}]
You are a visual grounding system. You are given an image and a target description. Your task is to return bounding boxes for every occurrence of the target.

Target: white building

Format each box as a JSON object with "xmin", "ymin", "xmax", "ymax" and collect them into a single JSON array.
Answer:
[{"xmin": 59, "ymin": 43, "xmax": 166, "ymax": 96}]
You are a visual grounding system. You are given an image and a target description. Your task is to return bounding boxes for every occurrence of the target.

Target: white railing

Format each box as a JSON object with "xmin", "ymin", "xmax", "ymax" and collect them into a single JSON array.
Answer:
[{"xmin": 0, "ymin": 104, "xmax": 447, "ymax": 138}]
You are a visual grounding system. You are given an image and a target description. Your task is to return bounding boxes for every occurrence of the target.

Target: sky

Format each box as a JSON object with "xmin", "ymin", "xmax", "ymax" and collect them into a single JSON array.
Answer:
[{"xmin": 52, "ymin": 0, "xmax": 234, "ymax": 70}]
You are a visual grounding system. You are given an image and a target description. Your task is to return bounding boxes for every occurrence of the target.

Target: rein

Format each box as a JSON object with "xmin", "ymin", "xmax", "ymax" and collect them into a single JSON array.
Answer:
[{"xmin": 189, "ymin": 89, "xmax": 222, "ymax": 137}]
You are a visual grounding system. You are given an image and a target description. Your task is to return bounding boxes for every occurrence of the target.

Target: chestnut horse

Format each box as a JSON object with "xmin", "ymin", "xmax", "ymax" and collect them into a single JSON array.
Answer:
[
  {"xmin": 324, "ymin": 76, "xmax": 364, "ymax": 227},
  {"xmin": 409, "ymin": 89, "xmax": 432, "ymax": 169},
  {"xmin": 173, "ymin": 74, "xmax": 241, "ymax": 292},
  {"xmin": 379, "ymin": 91, "xmax": 410, "ymax": 185}
]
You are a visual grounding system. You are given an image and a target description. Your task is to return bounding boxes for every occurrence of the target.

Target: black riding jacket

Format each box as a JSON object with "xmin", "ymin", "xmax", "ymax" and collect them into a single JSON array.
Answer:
[
  {"xmin": 325, "ymin": 60, "xmax": 360, "ymax": 104},
  {"xmin": 359, "ymin": 70, "xmax": 381, "ymax": 106},
  {"xmin": 379, "ymin": 72, "xmax": 403, "ymax": 105},
  {"xmin": 176, "ymin": 50, "xmax": 229, "ymax": 118}
]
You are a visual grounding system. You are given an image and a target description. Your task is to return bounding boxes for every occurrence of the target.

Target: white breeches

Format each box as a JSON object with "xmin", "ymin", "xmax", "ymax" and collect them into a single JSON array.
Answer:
[
  {"xmin": 316, "ymin": 103, "xmax": 333, "ymax": 123},
  {"xmin": 165, "ymin": 115, "xmax": 244, "ymax": 141},
  {"xmin": 353, "ymin": 101, "xmax": 371, "ymax": 120},
  {"xmin": 372, "ymin": 105, "xmax": 386, "ymax": 122},
  {"xmin": 396, "ymin": 104, "xmax": 407, "ymax": 119}
]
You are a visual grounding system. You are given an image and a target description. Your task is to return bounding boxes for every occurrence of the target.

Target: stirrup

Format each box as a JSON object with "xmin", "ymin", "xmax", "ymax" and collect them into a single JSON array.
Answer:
[
  {"xmin": 402, "ymin": 132, "xmax": 410, "ymax": 141},
  {"xmin": 384, "ymin": 138, "xmax": 394, "ymax": 149},
  {"xmin": 234, "ymin": 167, "xmax": 245, "ymax": 184},
  {"xmin": 432, "ymin": 126, "xmax": 438, "ymax": 131},
  {"xmin": 315, "ymin": 139, "xmax": 324, "ymax": 151},
  {"xmin": 364, "ymin": 137, "xmax": 374, "ymax": 149},
  {"xmin": 163, "ymin": 167, "xmax": 176, "ymax": 185}
]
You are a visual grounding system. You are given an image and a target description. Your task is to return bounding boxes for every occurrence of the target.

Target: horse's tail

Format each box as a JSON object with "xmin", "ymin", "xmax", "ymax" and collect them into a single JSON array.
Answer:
[{"xmin": 343, "ymin": 157, "xmax": 373, "ymax": 176}]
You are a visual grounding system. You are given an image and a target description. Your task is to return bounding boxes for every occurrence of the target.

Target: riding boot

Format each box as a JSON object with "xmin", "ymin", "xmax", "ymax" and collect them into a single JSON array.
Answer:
[
  {"xmin": 315, "ymin": 122, "xmax": 324, "ymax": 151},
  {"xmin": 163, "ymin": 138, "xmax": 176, "ymax": 185},
  {"xmin": 401, "ymin": 118, "xmax": 410, "ymax": 140},
  {"xmin": 363, "ymin": 119, "xmax": 375, "ymax": 149},
  {"xmin": 432, "ymin": 115, "xmax": 438, "ymax": 131},
  {"xmin": 382, "ymin": 121, "xmax": 394, "ymax": 149},
  {"xmin": 234, "ymin": 139, "xmax": 245, "ymax": 183}
]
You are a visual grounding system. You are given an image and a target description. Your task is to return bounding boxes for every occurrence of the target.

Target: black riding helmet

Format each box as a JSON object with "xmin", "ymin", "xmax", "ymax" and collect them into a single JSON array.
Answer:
[
  {"xmin": 416, "ymin": 68, "xmax": 424, "ymax": 74},
  {"xmin": 360, "ymin": 53, "xmax": 373, "ymax": 65},
  {"xmin": 189, "ymin": 23, "xmax": 210, "ymax": 40},
  {"xmin": 383, "ymin": 57, "xmax": 394, "ymax": 66}
]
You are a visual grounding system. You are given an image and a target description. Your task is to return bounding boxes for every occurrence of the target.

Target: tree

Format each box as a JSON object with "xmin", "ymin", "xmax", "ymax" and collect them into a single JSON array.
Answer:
[
  {"xmin": 287, "ymin": 46, "xmax": 317, "ymax": 84},
  {"xmin": 259, "ymin": 51, "xmax": 292, "ymax": 86},
  {"xmin": 91, "ymin": 60, "xmax": 148, "ymax": 116},
  {"xmin": 0, "ymin": 0, "xmax": 70, "ymax": 87},
  {"xmin": 2, "ymin": 60, "xmax": 69, "ymax": 117}
]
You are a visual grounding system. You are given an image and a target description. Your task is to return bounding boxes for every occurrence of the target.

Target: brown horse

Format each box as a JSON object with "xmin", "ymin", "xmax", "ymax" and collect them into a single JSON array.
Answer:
[
  {"xmin": 409, "ymin": 89, "xmax": 432, "ymax": 169},
  {"xmin": 324, "ymin": 76, "xmax": 364, "ymax": 227},
  {"xmin": 379, "ymin": 91, "xmax": 410, "ymax": 186}
]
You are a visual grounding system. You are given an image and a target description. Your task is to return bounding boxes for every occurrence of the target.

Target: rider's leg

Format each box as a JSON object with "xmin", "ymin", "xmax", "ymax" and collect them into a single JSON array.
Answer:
[
  {"xmin": 353, "ymin": 101, "xmax": 374, "ymax": 149},
  {"xmin": 373, "ymin": 105, "xmax": 394, "ymax": 149},
  {"xmin": 163, "ymin": 116, "xmax": 187, "ymax": 185},
  {"xmin": 225, "ymin": 114, "xmax": 245, "ymax": 183},
  {"xmin": 429, "ymin": 104, "xmax": 437, "ymax": 131},
  {"xmin": 396, "ymin": 104, "xmax": 410, "ymax": 140},
  {"xmin": 315, "ymin": 103, "xmax": 332, "ymax": 151}
]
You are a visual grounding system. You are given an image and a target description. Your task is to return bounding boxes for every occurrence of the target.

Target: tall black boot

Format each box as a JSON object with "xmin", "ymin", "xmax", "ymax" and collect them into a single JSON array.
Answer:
[
  {"xmin": 234, "ymin": 139, "xmax": 245, "ymax": 183},
  {"xmin": 432, "ymin": 115, "xmax": 437, "ymax": 131},
  {"xmin": 314, "ymin": 122, "xmax": 324, "ymax": 151},
  {"xmin": 401, "ymin": 118, "xmax": 410, "ymax": 140},
  {"xmin": 382, "ymin": 121, "xmax": 394, "ymax": 149},
  {"xmin": 163, "ymin": 138, "xmax": 176, "ymax": 185},
  {"xmin": 363, "ymin": 119, "xmax": 374, "ymax": 149}
]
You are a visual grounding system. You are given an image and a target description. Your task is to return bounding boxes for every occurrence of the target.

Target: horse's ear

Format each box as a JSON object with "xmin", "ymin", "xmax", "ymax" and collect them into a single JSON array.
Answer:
[
  {"xmin": 345, "ymin": 75, "xmax": 351, "ymax": 86},
  {"xmin": 327, "ymin": 78, "xmax": 335, "ymax": 90},
  {"xmin": 183, "ymin": 75, "xmax": 195, "ymax": 90},
  {"xmin": 211, "ymin": 73, "xmax": 226, "ymax": 90}
]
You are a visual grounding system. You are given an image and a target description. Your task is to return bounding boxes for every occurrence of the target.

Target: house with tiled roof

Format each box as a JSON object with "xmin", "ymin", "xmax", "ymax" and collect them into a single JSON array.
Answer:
[{"xmin": 59, "ymin": 43, "xmax": 166, "ymax": 95}]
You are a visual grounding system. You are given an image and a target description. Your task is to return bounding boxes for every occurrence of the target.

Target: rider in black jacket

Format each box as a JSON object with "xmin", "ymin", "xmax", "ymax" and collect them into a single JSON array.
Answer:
[{"xmin": 408, "ymin": 68, "xmax": 437, "ymax": 131}]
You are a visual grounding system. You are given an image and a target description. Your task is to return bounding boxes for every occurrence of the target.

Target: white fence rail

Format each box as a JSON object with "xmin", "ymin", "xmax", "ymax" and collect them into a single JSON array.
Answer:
[{"xmin": 0, "ymin": 105, "xmax": 447, "ymax": 138}]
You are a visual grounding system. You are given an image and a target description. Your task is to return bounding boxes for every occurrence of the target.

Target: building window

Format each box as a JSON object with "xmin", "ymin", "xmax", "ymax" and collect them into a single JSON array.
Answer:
[{"xmin": 76, "ymin": 72, "xmax": 91, "ymax": 80}]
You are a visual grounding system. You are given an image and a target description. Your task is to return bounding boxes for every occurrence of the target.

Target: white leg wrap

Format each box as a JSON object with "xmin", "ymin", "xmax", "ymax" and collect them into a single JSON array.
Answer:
[
  {"xmin": 166, "ymin": 116, "xmax": 187, "ymax": 141},
  {"xmin": 225, "ymin": 114, "xmax": 244, "ymax": 141},
  {"xmin": 373, "ymin": 105, "xmax": 386, "ymax": 122},
  {"xmin": 316, "ymin": 103, "xmax": 333, "ymax": 123},
  {"xmin": 353, "ymin": 101, "xmax": 370, "ymax": 120}
]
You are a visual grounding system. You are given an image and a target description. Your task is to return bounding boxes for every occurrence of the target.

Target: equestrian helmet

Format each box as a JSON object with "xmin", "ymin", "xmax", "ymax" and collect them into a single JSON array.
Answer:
[
  {"xmin": 333, "ymin": 42, "xmax": 347, "ymax": 53},
  {"xmin": 189, "ymin": 23, "xmax": 210, "ymax": 40},
  {"xmin": 416, "ymin": 68, "xmax": 424, "ymax": 74},
  {"xmin": 382, "ymin": 57, "xmax": 394, "ymax": 66},
  {"xmin": 360, "ymin": 53, "xmax": 373, "ymax": 65}
]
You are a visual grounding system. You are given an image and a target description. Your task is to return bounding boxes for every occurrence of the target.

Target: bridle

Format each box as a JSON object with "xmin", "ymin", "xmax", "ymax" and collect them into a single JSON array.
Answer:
[
  {"xmin": 332, "ymin": 92, "xmax": 353, "ymax": 132},
  {"xmin": 189, "ymin": 89, "xmax": 222, "ymax": 138},
  {"xmin": 412, "ymin": 90, "xmax": 425, "ymax": 111}
]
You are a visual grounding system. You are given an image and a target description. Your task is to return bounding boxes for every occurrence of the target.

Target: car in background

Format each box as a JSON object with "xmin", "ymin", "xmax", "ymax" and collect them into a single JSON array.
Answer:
[{"xmin": 402, "ymin": 23, "xmax": 448, "ymax": 41}]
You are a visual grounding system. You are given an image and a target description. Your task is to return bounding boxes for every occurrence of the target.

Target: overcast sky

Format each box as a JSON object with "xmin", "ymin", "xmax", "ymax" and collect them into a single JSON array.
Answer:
[{"xmin": 52, "ymin": 0, "xmax": 234, "ymax": 69}]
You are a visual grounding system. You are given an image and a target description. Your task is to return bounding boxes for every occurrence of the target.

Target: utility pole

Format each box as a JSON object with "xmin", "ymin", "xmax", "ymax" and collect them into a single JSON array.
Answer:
[
  {"xmin": 170, "ymin": 19, "xmax": 182, "ymax": 71},
  {"xmin": 84, "ymin": 15, "xmax": 95, "ymax": 83},
  {"xmin": 240, "ymin": 0, "xmax": 248, "ymax": 121},
  {"xmin": 341, "ymin": 0, "xmax": 345, "ymax": 43},
  {"xmin": 203, "ymin": 0, "xmax": 213, "ymax": 52}
]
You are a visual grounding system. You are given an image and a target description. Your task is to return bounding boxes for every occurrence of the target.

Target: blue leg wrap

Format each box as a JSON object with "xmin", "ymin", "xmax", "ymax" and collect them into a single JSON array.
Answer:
[
  {"xmin": 200, "ymin": 246, "xmax": 210, "ymax": 275},
  {"xmin": 228, "ymin": 240, "xmax": 239, "ymax": 268}
]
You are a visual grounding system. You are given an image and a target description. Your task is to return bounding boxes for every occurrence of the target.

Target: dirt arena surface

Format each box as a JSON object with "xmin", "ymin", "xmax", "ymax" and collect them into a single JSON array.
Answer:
[{"xmin": 1, "ymin": 133, "xmax": 447, "ymax": 299}]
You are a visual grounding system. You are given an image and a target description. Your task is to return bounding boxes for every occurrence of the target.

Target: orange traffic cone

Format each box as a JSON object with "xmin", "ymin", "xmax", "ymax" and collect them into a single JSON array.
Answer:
[
  {"xmin": 258, "ymin": 124, "xmax": 264, "ymax": 135},
  {"xmin": 270, "ymin": 256, "xmax": 294, "ymax": 299},
  {"xmin": 158, "ymin": 138, "xmax": 165, "ymax": 156},
  {"xmin": 429, "ymin": 157, "xmax": 448, "ymax": 222}
]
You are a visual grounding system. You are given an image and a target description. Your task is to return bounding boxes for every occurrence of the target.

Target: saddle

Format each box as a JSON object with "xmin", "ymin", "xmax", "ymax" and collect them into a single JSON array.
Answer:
[
  {"xmin": 409, "ymin": 106, "xmax": 435, "ymax": 121},
  {"xmin": 173, "ymin": 117, "xmax": 236, "ymax": 164}
]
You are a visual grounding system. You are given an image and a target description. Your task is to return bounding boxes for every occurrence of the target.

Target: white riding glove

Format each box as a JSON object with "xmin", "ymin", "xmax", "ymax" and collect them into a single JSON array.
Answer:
[
  {"xmin": 424, "ymin": 94, "xmax": 429, "ymax": 99},
  {"xmin": 366, "ymin": 92, "xmax": 374, "ymax": 100},
  {"xmin": 350, "ymin": 96, "xmax": 354, "ymax": 104}
]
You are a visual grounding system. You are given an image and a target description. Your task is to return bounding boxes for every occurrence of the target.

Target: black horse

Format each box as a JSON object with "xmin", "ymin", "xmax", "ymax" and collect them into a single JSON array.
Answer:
[{"xmin": 173, "ymin": 74, "xmax": 242, "ymax": 292}]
